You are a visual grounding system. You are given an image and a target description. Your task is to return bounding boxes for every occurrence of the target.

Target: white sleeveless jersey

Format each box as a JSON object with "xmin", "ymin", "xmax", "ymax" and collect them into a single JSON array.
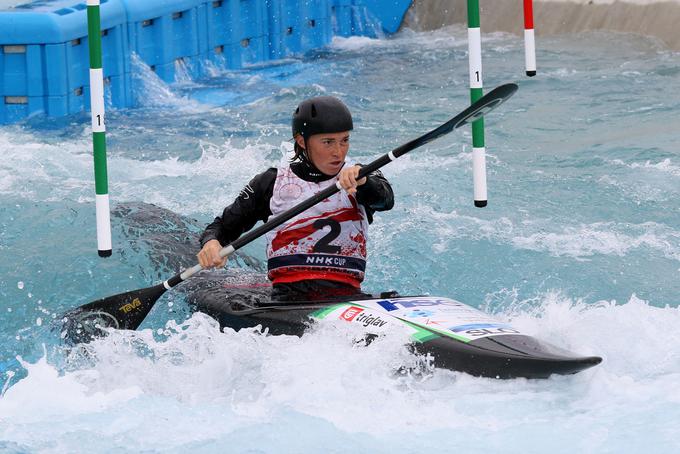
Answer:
[{"xmin": 265, "ymin": 164, "xmax": 369, "ymax": 287}]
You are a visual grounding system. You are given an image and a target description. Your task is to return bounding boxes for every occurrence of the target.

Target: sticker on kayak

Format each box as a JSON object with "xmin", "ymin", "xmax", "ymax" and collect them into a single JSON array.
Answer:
[
  {"xmin": 339, "ymin": 306, "xmax": 389, "ymax": 329},
  {"xmin": 364, "ymin": 297, "xmax": 523, "ymax": 341},
  {"xmin": 340, "ymin": 306, "xmax": 363, "ymax": 321},
  {"xmin": 312, "ymin": 304, "xmax": 395, "ymax": 333},
  {"xmin": 313, "ymin": 297, "xmax": 523, "ymax": 342},
  {"xmin": 449, "ymin": 323, "xmax": 521, "ymax": 338}
]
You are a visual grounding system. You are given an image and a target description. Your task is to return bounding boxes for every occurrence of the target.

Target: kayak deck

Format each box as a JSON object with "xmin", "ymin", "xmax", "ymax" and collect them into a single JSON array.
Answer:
[{"xmin": 182, "ymin": 271, "xmax": 602, "ymax": 379}]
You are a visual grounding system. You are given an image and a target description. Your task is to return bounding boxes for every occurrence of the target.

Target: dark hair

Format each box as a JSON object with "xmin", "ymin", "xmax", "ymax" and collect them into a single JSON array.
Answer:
[{"xmin": 291, "ymin": 139, "xmax": 306, "ymax": 163}]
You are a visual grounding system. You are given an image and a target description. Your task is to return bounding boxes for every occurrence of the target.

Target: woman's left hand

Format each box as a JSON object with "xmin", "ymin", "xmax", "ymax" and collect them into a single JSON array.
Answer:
[{"xmin": 338, "ymin": 165, "xmax": 367, "ymax": 195}]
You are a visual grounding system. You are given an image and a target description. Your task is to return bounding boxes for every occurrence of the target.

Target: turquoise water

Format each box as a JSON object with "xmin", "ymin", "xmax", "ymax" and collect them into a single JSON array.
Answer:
[{"xmin": 1, "ymin": 26, "xmax": 680, "ymax": 452}]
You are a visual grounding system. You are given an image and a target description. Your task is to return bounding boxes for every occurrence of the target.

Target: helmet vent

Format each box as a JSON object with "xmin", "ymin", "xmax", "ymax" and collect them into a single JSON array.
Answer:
[{"xmin": 311, "ymin": 104, "xmax": 317, "ymax": 117}]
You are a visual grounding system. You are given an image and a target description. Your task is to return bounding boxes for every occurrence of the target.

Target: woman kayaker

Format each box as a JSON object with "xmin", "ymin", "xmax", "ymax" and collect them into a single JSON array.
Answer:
[{"xmin": 197, "ymin": 96, "xmax": 394, "ymax": 301}]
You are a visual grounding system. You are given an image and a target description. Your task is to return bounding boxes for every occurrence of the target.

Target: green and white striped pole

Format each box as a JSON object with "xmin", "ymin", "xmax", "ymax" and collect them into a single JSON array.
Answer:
[
  {"xmin": 467, "ymin": 0, "xmax": 487, "ymax": 207},
  {"xmin": 87, "ymin": 0, "xmax": 112, "ymax": 257}
]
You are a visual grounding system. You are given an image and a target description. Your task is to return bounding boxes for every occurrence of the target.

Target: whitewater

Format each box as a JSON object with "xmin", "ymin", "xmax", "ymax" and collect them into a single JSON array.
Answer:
[{"xmin": 1, "ymin": 26, "xmax": 679, "ymax": 453}]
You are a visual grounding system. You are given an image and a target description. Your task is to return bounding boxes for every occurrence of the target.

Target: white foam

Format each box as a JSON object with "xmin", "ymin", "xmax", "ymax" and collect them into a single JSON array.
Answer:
[
  {"xmin": 610, "ymin": 158, "xmax": 680, "ymax": 177},
  {"xmin": 330, "ymin": 35, "xmax": 382, "ymax": 51},
  {"xmin": 173, "ymin": 57, "xmax": 196, "ymax": 86},
  {"xmin": 416, "ymin": 206, "xmax": 680, "ymax": 261},
  {"xmin": 130, "ymin": 53, "xmax": 209, "ymax": 112},
  {"xmin": 497, "ymin": 291, "xmax": 680, "ymax": 376},
  {"xmin": 0, "ymin": 354, "xmax": 141, "ymax": 422},
  {"xmin": 0, "ymin": 129, "xmax": 92, "ymax": 199},
  {"xmin": 2, "ymin": 294, "xmax": 679, "ymax": 451},
  {"xmin": 331, "ymin": 25, "xmax": 470, "ymax": 53},
  {"xmin": 511, "ymin": 222, "xmax": 680, "ymax": 261},
  {"xmin": 0, "ymin": 127, "xmax": 275, "ymax": 217}
]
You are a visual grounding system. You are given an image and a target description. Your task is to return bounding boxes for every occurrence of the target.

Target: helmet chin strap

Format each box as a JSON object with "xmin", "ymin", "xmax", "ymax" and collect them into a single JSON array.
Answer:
[
  {"xmin": 294, "ymin": 134, "xmax": 311, "ymax": 163},
  {"xmin": 302, "ymin": 137, "xmax": 310, "ymax": 162}
]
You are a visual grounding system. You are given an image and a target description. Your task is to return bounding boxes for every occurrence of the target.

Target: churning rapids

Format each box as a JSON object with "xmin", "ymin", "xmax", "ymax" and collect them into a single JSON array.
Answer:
[{"xmin": 1, "ymin": 26, "xmax": 679, "ymax": 453}]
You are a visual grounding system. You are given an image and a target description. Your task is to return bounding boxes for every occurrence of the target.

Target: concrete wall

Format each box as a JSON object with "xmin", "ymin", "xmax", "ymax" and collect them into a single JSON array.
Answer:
[{"xmin": 403, "ymin": 0, "xmax": 680, "ymax": 50}]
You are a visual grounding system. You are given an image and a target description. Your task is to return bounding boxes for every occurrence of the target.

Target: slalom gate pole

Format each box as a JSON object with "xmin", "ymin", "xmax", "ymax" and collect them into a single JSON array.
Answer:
[
  {"xmin": 524, "ymin": 0, "xmax": 537, "ymax": 77},
  {"xmin": 87, "ymin": 0, "xmax": 112, "ymax": 257},
  {"xmin": 467, "ymin": 0, "xmax": 487, "ymax": 207}
]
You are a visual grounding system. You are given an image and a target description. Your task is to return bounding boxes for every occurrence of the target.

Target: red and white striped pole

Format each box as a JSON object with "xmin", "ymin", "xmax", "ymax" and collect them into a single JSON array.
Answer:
[{"xmin": 523, "ymin": 0, "xmax": 536, "ymax": 77}]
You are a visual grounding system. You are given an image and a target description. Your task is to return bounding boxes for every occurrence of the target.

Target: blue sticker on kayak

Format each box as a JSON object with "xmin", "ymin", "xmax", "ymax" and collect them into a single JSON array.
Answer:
[
  {"xmin": 404, "ymin": 309, "xmax": 435, "ymax": 318},
  {"xmin": 451, "ymin": 323, "xmax": 512, "ymax": 332},
  {"xmin": 377, "ymin": 300, "xmax": 399, "ymax": 311},
  {"xmin": 378, "ymin": 298, "xmax": 460, "ymax": 311}
]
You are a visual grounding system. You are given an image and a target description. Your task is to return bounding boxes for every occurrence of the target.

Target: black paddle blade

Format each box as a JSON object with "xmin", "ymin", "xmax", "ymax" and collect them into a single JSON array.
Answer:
[
  {"xmin": 61, "ymin": 284, "xmax": 167, "ymax": 344},
  {"xmin": 388, "ymin": 83, "xmax": 519, "ymax": 161},
  {"xmin": 452, "ymin": 82, "xmax": 519, "ymax": 129}
]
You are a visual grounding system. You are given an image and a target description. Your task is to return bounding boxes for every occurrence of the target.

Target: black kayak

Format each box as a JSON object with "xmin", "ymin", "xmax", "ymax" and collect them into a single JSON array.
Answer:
[{"xmin": 183, "ymin": 271, "xmax": 602, "ymax": 379}]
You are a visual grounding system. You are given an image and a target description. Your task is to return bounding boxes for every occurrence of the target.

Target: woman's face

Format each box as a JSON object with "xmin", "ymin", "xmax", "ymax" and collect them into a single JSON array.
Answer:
[{"xmin": 296, "ymin": 131, "xmax": 350, "ymax": 176}]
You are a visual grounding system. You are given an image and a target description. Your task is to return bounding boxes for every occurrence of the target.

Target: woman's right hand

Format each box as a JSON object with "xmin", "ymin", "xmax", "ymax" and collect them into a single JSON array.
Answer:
[{"xmin": 197, "ymin": 239, "xmax": 228, "ymax": 269}]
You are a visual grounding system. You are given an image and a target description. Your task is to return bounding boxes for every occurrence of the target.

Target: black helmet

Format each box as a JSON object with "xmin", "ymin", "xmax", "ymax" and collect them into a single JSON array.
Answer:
[{"xmin": 292, "ymin": 96, "xmax": 353, "ymax": 138}]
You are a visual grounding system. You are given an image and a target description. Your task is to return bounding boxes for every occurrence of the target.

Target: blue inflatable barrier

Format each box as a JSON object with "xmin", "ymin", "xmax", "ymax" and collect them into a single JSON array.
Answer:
[
  {"xmin": 355, "ymin": 0, "xmax": 411, "ymax": 35},
  {"xmin": 278, "ymin": 0, "xmax": 332, "ymax": 54},
  {"xmin": 0, "ymin": 0, "xmax": 413, "ymax": 124},
  {"xmin": 124, "ymin": 0, "xmax": 206, "ymax": 82},
  {"xmin": 205, "ymin": 0, "xmax": 241, "ymax": 68},
  {"xmin": 0, "ymin": 0, "xmax": 129, "ymax": 123},
  {"xmin": 239, "ymin": 0, "xmax": 267, "ymax": 39},
  {"xmin": 331, "ymin": 0, "xmax": 353, "ymax": 37}
]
